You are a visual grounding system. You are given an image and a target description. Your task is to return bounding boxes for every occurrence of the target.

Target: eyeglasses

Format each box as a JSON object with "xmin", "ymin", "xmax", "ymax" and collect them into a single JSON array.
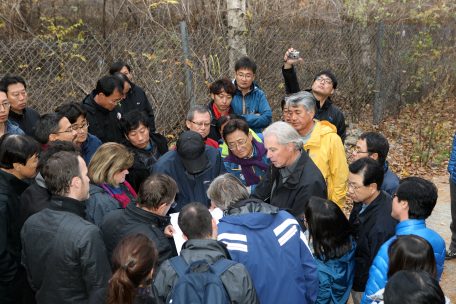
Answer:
[
  {"xmin": 73, "ymin": 122, "xmax": 89, "ymax": 132},
  {"xmin": 109, "ymin": 97, "xmax": 123, "ymax": 105},
  {"xmin": 54, "ymin": 126, "xmax": 75, "ymax": 134},
  {"xmin": 353, "ymin": 147, "xmax": 372, "ymax": 155},
  {"xmin": 236, "ymin": 73, "xmax": 254, "ymax": 79},
  {"xmin": 0, "ymin": 102, "xmax": 11, "ymax": 109},
  {"xmin": 345, "ymin": 180, "xmax": 366, "ymax": 191},
  {"xmin": 228, "ymin": 138, "xmax": 249, "ymax": 151},
  {"xmin": 190, "ymin": 121, "xmax": 211, "ymax": 127},
  {"xmin": 316, "ymin": 76, "xmax": 333, "ymax": 85},
  {"xmin": 171, "ymin": 201, "xmax": 177, "ymax": 209}
]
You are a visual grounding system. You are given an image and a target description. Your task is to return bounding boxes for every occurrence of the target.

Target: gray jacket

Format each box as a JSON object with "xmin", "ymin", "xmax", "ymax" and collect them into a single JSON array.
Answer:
[
  {"xmin": 84, "ymin": 184, "xmax": 122, "ymax": 225},
  {"xmin": 153, "ymin": 239, "xmax": 259, "ymax": 304}
]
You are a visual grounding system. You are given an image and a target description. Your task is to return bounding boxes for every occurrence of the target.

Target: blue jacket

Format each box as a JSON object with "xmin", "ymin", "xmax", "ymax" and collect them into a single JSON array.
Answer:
[
  {"xmin": 361, "ymin": 219, "xmax": 446, "ymax": 304},
  {"xmin": 223, "ymin": 145, "xmax": 269, "ymax": 195},
  {"xmin": 314, "ymin": 239, "xmax": 357, "ymax": 304},
  {"xmin": 218, "ymin": 199, "xmax": 319, "ymax": 304},
  {"xmin": 449, "ymin": 131, "xmax": 456, "ymax": 184},
  {"xmin": 231, "ymin": 81, "xmax": 272, "ymax": 133},
  {"xmin": 80, "ymin": 133, "xmax": 102, "ymax": 165},
  {"xmin": 380, "ymin": 161, "xmax": 400, "ymax": 196},
  {"xmin": 152, "ymin": 146, "xmax": 226, "ymax": 212},
  {"xmin": 5, "ymin": 119, "xmax": 24, "ymax": 135}
]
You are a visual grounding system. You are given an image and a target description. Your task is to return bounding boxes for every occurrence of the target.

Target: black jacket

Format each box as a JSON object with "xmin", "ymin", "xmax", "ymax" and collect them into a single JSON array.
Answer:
[
  {"xmin": 124, "ymin": 133, "xmax": 169, "ymax": 192},
  {"xmin": 348, "ymin": 191, "xmax": 398, "ymax": 292},
  {"xmin": 21, "ymin": 196, "xmax": 111, "ymax": 304},
  {"xmin": 119, "ymin": 83, "xmax": 156, "ymax": 132},
  {"xmin": 8, "ymin": 107, "xmax": 40, "ymax": 138},
  {"xmin": 0, "ymin": 169, "xmax": 29, "ymax": 301},
  {"xmin": 20, "ymin": 173, "xmax": 51, "ymax": 228},
  {"xmin": 88, "ymin": 287, "xmax": 156, "ymax": 304},
  {"xmin": 100, "ymin": 202, "xmax": 175, "ymax": 266},
  {"xmin": 81, "ymin": 92, "xmax": 125, "ymax": 143},
  {"xmin": 152, "ymin": 239, "xmax": 260, "ymax": 304},
  {"xmin": 282, "ymin": 66, "xmax": 347, "ymax": 142},
  {"xmin": 207, "ymin": 100, "xmax": 238, "ymax": 142},
  {"xmin": 252, "ymin": 150, "xmax": 327, "ymax": 230}
]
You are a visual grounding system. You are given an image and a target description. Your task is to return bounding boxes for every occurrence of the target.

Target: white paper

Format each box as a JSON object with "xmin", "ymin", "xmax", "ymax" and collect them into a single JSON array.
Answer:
[{"xmin": 169, "ymin": 208, "xmax": 224, "ymax": 255}]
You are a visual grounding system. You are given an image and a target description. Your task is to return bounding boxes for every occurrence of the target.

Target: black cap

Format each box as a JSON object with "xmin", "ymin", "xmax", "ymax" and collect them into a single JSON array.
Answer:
[{"xmin": 176, "ymin": 131, "xmax": 207, "ymax": 174}]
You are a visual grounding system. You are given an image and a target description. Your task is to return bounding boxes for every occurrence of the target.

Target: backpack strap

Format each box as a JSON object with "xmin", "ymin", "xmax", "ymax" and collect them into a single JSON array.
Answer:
[
  {"xmin": 212, "ymin": 258, "xmax": 237, "ymax": 277},
  {"xmin": 168, "ymin": 256, "xmax": 189, "ymax": 278}
]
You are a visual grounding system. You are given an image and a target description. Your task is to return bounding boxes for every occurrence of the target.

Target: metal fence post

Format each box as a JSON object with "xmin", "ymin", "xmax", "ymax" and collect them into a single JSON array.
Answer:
[
  {"xmin": 373, "ymin": 20, "xmax": 384, "ymax": 124},
  {"xmin": 180, "ymin": 21, "xmax": 195, "ymax": 108}
]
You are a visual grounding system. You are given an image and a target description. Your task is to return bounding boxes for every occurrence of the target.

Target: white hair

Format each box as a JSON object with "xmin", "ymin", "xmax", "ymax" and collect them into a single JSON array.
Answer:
[
  {"xmin": 262, "ymin": 121, "xmax": 303, "ymax": 150},
  {"xmin": 207, "ymin": 174, "xmax": 250, "ymax": 210},
  {"xmin": 285, "ymin": 91, "xmax": 316, "ymax": 114}
]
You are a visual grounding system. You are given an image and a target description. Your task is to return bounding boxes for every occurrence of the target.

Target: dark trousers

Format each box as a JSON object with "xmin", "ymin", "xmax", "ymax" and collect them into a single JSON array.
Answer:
[{"xmin": 450, "ymin": 178, "xmax": 456, "ymax": 251}]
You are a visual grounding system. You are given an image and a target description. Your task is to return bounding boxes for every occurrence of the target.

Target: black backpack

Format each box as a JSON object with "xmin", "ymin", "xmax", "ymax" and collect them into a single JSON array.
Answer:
[{"xmin": 166, "ymin": 256, "xmax": 236, "ymax": 304}]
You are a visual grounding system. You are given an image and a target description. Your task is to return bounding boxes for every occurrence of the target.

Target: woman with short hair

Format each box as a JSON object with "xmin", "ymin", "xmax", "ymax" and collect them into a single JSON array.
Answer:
[
  {"xmin": 303, "ymin": 196, "xmax": 357, "ymax": 304},
  {"xmin": 86, "ymin": 142, "xmax": 136, "ymax": 225},
  {"xmin": 88, "ymin": 233, "xmax": 159, "ymax": 304}
]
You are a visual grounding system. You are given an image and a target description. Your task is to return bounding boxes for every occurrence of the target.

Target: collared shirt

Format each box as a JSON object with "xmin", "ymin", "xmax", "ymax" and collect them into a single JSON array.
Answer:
[
  {"xmin": 359, "ymin": 203, "xmax": 369, "ymax": 214},
  {"xmin": 279, "ymin": 149, "xmax": 302, "ymax": 183}
]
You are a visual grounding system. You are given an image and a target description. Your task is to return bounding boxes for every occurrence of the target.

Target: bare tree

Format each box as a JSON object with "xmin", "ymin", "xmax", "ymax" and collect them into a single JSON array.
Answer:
[{"xmin": 227, "ymin": 0, "xmax": 246, "ymax": 72}]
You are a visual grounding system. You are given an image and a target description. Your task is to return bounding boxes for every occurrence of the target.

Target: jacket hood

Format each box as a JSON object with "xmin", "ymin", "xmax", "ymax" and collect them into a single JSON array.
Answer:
[
  {"xmin": 35, "ymin": 172, "xmax": 46, "ymax": 188},
  {"xmin": 180, "ymin": 239, "xmax": 232, "ymax": 264},
  {"xmin": 227, "ymin": 198, "xmax": 279, "ymax": 216},
  {"xmin": 89, "ymin": 183, "xmax": 105, "ymax": 195},
  {"xmin": 304, "ymin": 119, "xmax": 336, "ymax": 147},
  {"xmin": 220, "ymin": 202, "xmax": 278, "ymax": 230},
  {"xmin": 81, "ymin": 92, "xmax": 97, "ymax": 113},
  {"xmin": 395, "ymin": 219, "xmax": 427, "ymax": 234}
]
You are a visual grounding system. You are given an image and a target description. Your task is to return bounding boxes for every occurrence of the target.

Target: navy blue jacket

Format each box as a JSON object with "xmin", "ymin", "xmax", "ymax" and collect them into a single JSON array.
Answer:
[
  {"xmin": 349, "ymin": 191, "xmax": 398, "ymax": 292},
  {"xmin": 80, "ymin": 133, "xmax": 102, "ymax": 165},
  {"xmin": 152, "ymin": 146, "xmax": 226, "ymax": 212},
  {"xmin": 449, "ymin": 131, "xmax": 456, "ymax": 184},
  {"xmin": 380, "ymin": 161, "xmax": 400, "ymax": 196},
  {"xmin": 361, "ymin": 219, "xmax": 446, "ymax": 304},
  {"xmin": 218, "ymin": 200, "xmax": 319, "ymax": 304}
]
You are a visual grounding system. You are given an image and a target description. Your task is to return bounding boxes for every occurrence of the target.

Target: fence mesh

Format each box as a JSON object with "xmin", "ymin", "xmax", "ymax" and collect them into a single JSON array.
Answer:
[{"xmin": 0, "ymin": 21, "xmax": 455, "ymax": 139}]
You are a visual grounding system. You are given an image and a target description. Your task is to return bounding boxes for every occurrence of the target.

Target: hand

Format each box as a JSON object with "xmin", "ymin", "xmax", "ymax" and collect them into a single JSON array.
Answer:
[
  {"xmin": 254, "ymin": 113, "xmax": 261, "ymax": 116},
  {"xmin": 164, "ymin": 225, "xmax": 176, "ymax": 238},
  {"xmin": 283, "ymin": 48, "xmax": 302, "ymax": 69}
]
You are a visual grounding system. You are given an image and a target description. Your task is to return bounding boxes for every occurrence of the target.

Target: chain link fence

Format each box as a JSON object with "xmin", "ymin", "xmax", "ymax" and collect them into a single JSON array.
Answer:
[{"xmin": 0, "ymin": 21, "xmax": 455, "ymax": 139}]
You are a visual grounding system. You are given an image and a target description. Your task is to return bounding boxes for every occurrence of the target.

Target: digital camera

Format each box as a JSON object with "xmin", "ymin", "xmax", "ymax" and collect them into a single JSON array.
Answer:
[{"xmin": 289, "ymin": 51, "xmax": 300, "ymax": 59}]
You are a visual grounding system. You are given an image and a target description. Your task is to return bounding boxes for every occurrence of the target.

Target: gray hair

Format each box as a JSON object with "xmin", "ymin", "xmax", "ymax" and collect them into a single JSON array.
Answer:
[
  {"xmin": 285, "ymin": 91, "xmax": 316, "ymax": 114},
  {"xmin": 263, "ymin": 121, "xmax": 303, "ymax": 150},
  {"xmin": 187, "ymin": 105, "xmax": 212, "ymax": 121},
  {"xmin": 207, "ymin": 173, "xmax": 249, "ymax": 210}
]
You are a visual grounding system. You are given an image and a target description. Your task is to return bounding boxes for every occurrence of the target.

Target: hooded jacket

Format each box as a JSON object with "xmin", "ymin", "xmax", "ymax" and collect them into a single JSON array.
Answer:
[
  {"xmin": 282, "ymin": 66, "xmax": 346, "ymax": 142},
  {"xmin": 100, "ymin": 201, "xmax": 174, "ymax": 266},
  {"xmin": 81, "ymin": 92, "xmax": 124, "ymax": 143},
  {"xmin": 380, "ymin": 161, "xmax": 400, "ymax": 196},
  {"xmin": 361, "ymin": 219, "xmax": 446, "ymax": 304},
  {"xmin": 80, "ymin": 133, "xmax": 102, "ymax": 165},
  {"xmin": 119, "ymin": 82, "xmax": 156, "ymax": 132},
  {"xmin": 253, "ymin": 150, "xmax": 327, "ymax": 230},
  {"xmin": 304, "ymin": 120, "xmax": 348, "ymax": 209},
  {"xmin": 20, "ymin": 173, "xmax": 51, "ymax": 228},
  {"xmin": 207, "ymin": 99, "xmax": 238, "ymax": 142},
  {"xmin": 218, "ymin": 199, "xmax": 319, "ymax": 304},
  {"xmin": 231, "ymin": 80, "xmax": 272, "ymax": 133},
  {"xmin": 152, "ymin": 239, "xmax": 260, "ymax": 304},
  {"xmin": 123, "ymin": 133, "xmax": 169, "ymax": 192},
  {"xmin": 84, "ymin": 184, "xmax": 124, "ymax": 226},
  {"xmin": 152, "ymin": 146, "xmax": 226, "ymax": 212},
  {"xmin": 448, "ymin": 131, "xmax": 456, "ymax": 184},
  {"xmin": 349, "ymin": 191, "xmax": 398, "ymax": 292},
  {"xmin": 21, "ymin": 195, "xmax": 111, "ymax": 304},
  {"xmin": 8, "ymin": 107, "xmax": 40, "ymax": 138},
  {"xmin": 4, "ymin": 119, "xmax": 24, "ymax": 135},
  {"xmin": 313, "ymin": 238, "xmax": 356, "ymax": 304}
]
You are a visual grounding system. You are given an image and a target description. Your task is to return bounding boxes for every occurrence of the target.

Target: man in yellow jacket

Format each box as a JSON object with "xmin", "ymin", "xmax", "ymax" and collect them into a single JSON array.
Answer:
[{"xmin": 286, "ymin": 91, "xmax": 348, "ymax": 208}]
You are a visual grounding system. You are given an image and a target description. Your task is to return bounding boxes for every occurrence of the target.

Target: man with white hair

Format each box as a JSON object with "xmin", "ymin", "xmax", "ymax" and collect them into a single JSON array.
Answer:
[
  {"xmin": 208, "ymin": 173, "xmax": 319, "ymax": 304},
  {"xmin": 286, "ymin": 91, "xmax": 348, "ymax": 209},
  {"xmin": 253, "ymin": 121, "xmax": 327, "ymax": 228}
]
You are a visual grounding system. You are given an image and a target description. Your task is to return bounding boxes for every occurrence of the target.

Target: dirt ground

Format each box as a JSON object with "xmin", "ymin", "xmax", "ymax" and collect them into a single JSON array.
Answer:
[{"xmin": 347, "ymin": 173, "xmax": 455, "ymax": 303}]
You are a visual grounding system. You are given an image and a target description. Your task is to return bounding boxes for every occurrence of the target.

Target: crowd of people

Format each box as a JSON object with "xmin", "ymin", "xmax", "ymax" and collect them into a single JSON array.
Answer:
[{"xmin": 0, "ymin": 49, "xmax": 454, "ymax": 304}]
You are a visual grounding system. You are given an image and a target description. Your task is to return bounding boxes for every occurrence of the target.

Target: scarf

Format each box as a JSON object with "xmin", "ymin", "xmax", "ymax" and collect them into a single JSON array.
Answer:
[
  {"xmin": 100, "ymin": 181, "xmax": 137, "ymax": 208},
  {"xmin": 224, "ymin": 137, "xmax": 268, "ymax": 186},
  {"xmin": 212, "ymin": 102, "xmax": 230, "ymax": 119}
]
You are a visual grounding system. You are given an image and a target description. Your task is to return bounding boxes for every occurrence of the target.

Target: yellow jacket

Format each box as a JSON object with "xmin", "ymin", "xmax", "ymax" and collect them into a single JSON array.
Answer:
[{"xmin": 304, "ymin": 120, "xmax": 348, "ymax": 209}]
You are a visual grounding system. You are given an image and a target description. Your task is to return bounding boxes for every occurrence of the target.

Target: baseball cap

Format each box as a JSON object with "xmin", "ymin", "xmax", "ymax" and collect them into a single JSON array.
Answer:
[{"xmin": 176, "ymin": 131, "xmax": 207, "ymax": 174}]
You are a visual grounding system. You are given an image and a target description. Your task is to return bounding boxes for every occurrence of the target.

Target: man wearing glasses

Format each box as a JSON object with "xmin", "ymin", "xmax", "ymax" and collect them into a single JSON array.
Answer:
[
  {"xmin": 81, "ymin": 75, "xmax": 125, "ymax": 144},
  {"xmin": 55, "ymin": 102, "xmax": 103, "ymax": 165},
  {"xmin": 352, "ymin": 132, "xmax": 400, "ymax": 196},
  {"xmin": 0, "ymin": 75, "xmax": 41, "ymax": 138},
  {"xmin": 347, "ymin": 158, "xmax": 397, "ymax": 304},
  {"xmin": 231, "ymin": 57, "xmax": 272, "ymax": 133},
  {"xmin": 35, "ymin": 113, "xmax": 78, "ymax": 149},
  {"xmin": 185, "ymin": 105, "xmax": 219, "ymax": 148},
  {"xmin": 282, "ymin": 48, "xmax": 346, "ymax": 142}
]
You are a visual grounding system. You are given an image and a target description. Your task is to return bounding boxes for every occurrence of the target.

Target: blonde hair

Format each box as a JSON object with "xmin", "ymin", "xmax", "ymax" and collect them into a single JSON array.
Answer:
[{"xmin": 88, "ymin": 142, "xmax": 134, "ymax": 186}]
